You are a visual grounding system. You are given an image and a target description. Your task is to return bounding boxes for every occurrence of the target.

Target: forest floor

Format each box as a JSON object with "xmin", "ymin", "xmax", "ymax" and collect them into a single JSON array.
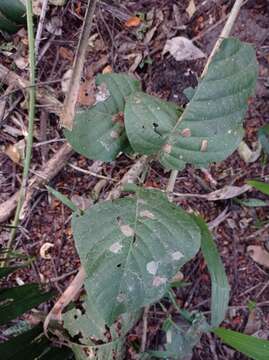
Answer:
[{"xmin": 0, "ymin": 0, "xmax": 269, "ymax": 359}]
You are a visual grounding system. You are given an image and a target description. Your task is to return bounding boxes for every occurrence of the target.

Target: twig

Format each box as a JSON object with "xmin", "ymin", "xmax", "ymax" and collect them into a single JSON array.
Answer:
[
  {"xmin": 140, "ymin": 305, "xmax": 150, "ymax": 353},
  {"xmin": 0, "ymin": 143, "xmax": 73, "ymax": 224},
  {"xmin": 61, "ymin": 0, "xmax": 98, "ymax": 129},
  {"xmin": 166, "ymin": 0, "xmax": 244, "ymax": 194},
  {"xmin": 200, "ymin": 0, "xmax": 244, "ymax": 78},
  {"xmin": 0, "ymin": 64, "xmax": 61, "ymax": 114},
  {"xmin": 44, "ymin": 266, "xmax": 86, "ymax": 336},
  {"xmin": 35, "ymin": 0, "xmax": 49, "ymax": 56},
  {"xmin": 68, "ymin": 163, "xmax": 117, "ymax": 182},
  {"xmin": 4, "ymin": 0, "xmax": 36, "ymax": 262}
]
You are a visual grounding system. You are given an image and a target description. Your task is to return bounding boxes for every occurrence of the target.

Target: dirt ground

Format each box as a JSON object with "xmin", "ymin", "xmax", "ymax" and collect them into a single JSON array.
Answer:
[{"xmin": 0, "ymin": 0, "xmax": 269, "ymax": 359}]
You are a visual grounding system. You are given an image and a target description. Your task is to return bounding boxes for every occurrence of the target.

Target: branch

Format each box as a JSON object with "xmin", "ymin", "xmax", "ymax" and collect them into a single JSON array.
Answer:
[{"xmin": 60, "ymin": 0, "xmax": 98, "ymax": 129}]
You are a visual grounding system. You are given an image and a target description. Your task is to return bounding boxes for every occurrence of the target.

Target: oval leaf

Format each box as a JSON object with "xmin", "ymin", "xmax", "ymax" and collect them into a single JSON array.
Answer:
[
  {"xmin": 0, "ymin": 0, "xmax": 26, "ymax": 25},
  {"xmin": 125, "ymin": 38, "xmax": 258, "ymax": 169},
  {"xmin": 72, "ymin": 188, "xmax": 201, "ymax": 325},
  {"xmin": 64, "ymin": 73, "xmax": 141, "ymax": 161}
]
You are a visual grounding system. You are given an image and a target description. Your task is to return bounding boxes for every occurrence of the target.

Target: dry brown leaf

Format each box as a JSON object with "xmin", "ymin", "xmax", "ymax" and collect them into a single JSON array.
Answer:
[
  {"xmin": 5, "ymin": 140, "xmax": 25, "ymax": 164},
  {"xmin": 77, "ymin": 79, "xmax": 96, "ymax": 106},
  {"xmin": 125, "ymin": 16, "xmax": 141, "ymax": 28},
  {"xmin": 186, "ymin": 0, "xmax": 196, "ymax": 18},
  {"xmin": 238, "ymin": 141, "xmax": 262, "ymax": 163},
  {"xmin": 163, "ymin": 36, "xmax": 205, "ymax": 62},
  {"xmin": 102, "ymin": 65, "xmax": 113, "ymax": 74},
  {"xmin": 247, "ymin": 245, "xmax": 269, "ymax": 269},
  {"xmin": 206, "ymin": 184, "xmax": 251, "ymax": 201},
  {"xmin": 173, "ymin": 184, "xmax": 251, "ymax": 201},
  {"xmin": 40, "ymin": 243, "xmax": 54, "ymax": 260},
  {"xmin": 59, "ymin": 47, "xmax": 74, "ymax": 62}
]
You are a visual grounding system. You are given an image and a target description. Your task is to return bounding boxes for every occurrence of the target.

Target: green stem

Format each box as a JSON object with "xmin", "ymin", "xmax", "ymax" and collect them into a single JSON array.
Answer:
[{"xmin": 4, "ymin": 0, "xmax": 36, "ymax": 261}]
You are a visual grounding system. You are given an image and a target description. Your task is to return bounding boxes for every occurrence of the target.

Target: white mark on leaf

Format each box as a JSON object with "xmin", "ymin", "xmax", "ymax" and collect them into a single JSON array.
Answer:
[
  {"xmin": 200, "ymin": 139, "xmax": 208, "ymax": 152},
  {"xmin": 120, "ymin": 224, "xmax": 135, "ymax": 237},
  {"xmin": 181, "ymin": 128, "xmax": 191, "ymax": 137},
  {"xmin": 116, "ymin": 293, "xmax": 126, "ymax": 303},
  {"xmin": 140, "ymin": 210, "xmax": 155, "ymax": 219},
  {"xmin": 109, "ymin": 242, "xmax": 122, "ymax": 253},
  {"xmin": 171, "ymin": 251, "xmax": 184, "ymax": 261},
  {"xmin": 166, "ymin": 330, "xmax": 172, "ymax": 344},
  {"xmin": 146, "ymin": 261, "xmax": 158, "ymax": 275},
  {"xmin": 110, "ymin": 130, "xmax": 119, "ymax": 139},
  {"xmin": 153, "ymin": 276, "xmax": 167, "ymax": 287},
  {"xmin": 163, "ymin": 143, "xmax": 172, "ymax": 154}
]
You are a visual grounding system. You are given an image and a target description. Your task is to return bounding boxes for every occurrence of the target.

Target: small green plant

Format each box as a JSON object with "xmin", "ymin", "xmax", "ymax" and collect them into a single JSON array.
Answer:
[
  {"xmin": 0, "ymin": 250, "xmax": 72, "ymax": 359},
  {"xmin": 43, "ymin": 37, "xmax": 269, "ymax": 359}
]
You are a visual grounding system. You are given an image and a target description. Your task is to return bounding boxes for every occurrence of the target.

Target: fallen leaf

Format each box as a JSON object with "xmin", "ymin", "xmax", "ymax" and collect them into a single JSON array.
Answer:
[
  {"xmin": 5, "ymin": 140, "xmax": 25, "ymax": 164},
  {"xmin": 238, "ymin": 141, "xmax": 262, "ymax": 163},
  {"xmin": 102, "ymin": 65, "xmax": 113, "ymax": 74},
  {"xmin": 173, "ymin": 184, "xmax": 251, "ymax": 201},
  {"xmin": 46, "ymin": 16, "xmax": 63, "ymax": 36},
  {"xmin": 163, "ymin": 36, "xmax": 206, "ymax": 61},
  {"xmin": 59, "ymin": 47, "xmax": 74, "ymax": 62},
  {"xmin": 186, "ymin": 0, "xmax": 196, "ymax": 18},
  {"xmin": 78, "ymin": 79, "xmax": 96, "ymax": 106},
  {"xmin": 40, "ymin": 243, "xmax": 54, "ymax": 260},
  {"xmin": 247, "ymin": 245, "xmax": 269, "ymax": 269},
  {"xmin": 61, "ymin": 69, "xmax": 72, "ymax": 94},
  {"xmin": 49, "ymin": 0, "xmax": 66, "ymax": 5},
  {"xmin": 125, "ymin": 16, "xmax": 141, "ymax": 28}
]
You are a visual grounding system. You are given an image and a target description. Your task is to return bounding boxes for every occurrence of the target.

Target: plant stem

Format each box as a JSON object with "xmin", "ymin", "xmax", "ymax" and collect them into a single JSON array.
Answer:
[
  {"xmin": 167, "ymin": 0, "xmax": 244, "ymax": 195},
  {"xmin": 4, "ymin": 0, "xmax": 36, "ymax": 263}
]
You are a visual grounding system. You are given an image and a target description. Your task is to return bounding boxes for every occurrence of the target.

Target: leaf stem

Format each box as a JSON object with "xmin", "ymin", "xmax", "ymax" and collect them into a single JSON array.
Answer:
[{"xmin": 3, "ymin": 0, "xmax": 36, "ymax": 264}]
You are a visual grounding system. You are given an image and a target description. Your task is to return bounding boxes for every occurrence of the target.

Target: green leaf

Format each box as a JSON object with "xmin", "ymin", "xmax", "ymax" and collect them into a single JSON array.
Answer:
[
  {"xmin": 0, "ymin": 284, "xmax": 53, "ymax": 325},
  {"xmin": 193, "ymin": 216, "xmax": 230, "ymax": 327},
  {"xmin": 72, "ymin": 188, "xmax": 201, "ymax": 325},
  {"xmin": 148, "ymin": 314, "xmax": 209, "ymax": 360},
  {"xmin": 71, "ymin": 338, "xmax": 125, "ymax": 360},
  {"xmin": 235, "ymin": 198, "xmax": 268, "ymax": 207},
  {"xmin": 125, "ymin": 38, "xmax": 257, "ymax": 169},
  {"xmin": 0, "ymin": 266, "xmax": 20, "ymax": 278},
  {"xmin": 258, "ymin": 124, "xmax": 269, "ymax": 155},
  {"xmin": 247, "ymin": 180, "xmax": 269, "ymax": 196},
  {"xmin": 0, "ymin": 10, "xmax": 21, "ymax": 33},
  {"xmin": 0, "ymin": 0, "xmax": 26, "ymax": 25},
  {"xmin": 46, "ymin": 185, "xmax": 79, "ymax": 212},
  {"xmin": 0, "ymin": 325, "xmax": 49, "ymax": 360},
  {"xmin": 214, "ymin": 327, "xmax": 269, "ymax": 360},
  {"xmin": 64, "ymin": 73, "xmax": 141, "ymax": 161}
]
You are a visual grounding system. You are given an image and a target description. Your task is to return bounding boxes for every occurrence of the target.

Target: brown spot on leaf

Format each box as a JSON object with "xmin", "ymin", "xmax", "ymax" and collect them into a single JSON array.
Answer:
[
  {"xmin": 181, "ymin": 128, "xmax": 191, "ymax": 137},
  {"xmin": 163, "ymin": 143, "xmax": 172, "ymax": 154},
  {"xmin": 200, "ymin": 139, "xmax": 208, "ymax": 152}
]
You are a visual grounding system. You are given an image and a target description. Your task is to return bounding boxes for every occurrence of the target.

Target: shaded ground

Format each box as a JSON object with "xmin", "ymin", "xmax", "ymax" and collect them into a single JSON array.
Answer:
[{"xmin": 1, "ymin": 0, "xmax": 269, "ymax": 359}]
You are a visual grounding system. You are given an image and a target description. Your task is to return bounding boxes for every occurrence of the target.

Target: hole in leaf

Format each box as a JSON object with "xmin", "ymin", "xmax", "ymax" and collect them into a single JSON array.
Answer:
[{"xmin": 116, "ymin": 263, "xmax": 122, "ymax": 268}]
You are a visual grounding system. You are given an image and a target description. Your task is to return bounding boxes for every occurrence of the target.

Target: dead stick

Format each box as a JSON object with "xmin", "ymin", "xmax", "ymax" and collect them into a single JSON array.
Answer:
[
  {"xmin": 61, "ymin": 0, "xmax": 98, "ymax": 129},
  {"xmin": 0, "ymin": 64, "xmax": 61, "ymax": 114},
  {"xmin": 0, "ymin": 143, "xmax": 73, "ymax": 223}
]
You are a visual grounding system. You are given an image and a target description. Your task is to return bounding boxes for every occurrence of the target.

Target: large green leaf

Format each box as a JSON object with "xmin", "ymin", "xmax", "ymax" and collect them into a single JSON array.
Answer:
[
  {"xmin": 125, "ymin": 38, "xmax": 258, "ymax": 169},
  {"xmin": 64, "ymin": 73, "xmax": 141, "ymax": 161},
  {"xmin": 193, "ymin": 216, "xmax": 230, "ymax": 327},
  {"xmin": 72, "ymin": 187, "xmax": 201, "ymax": 325},
  {"xmin": 0, "ymin": 0, "xmax": 26, "ymax": 25},
  {"xmin": 0, "ymin": 284, "xmax": 53, "ymax": 325},
  {"xmin": 214, "ymin": 327, "xmax": 269, "ymax": 360}
]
